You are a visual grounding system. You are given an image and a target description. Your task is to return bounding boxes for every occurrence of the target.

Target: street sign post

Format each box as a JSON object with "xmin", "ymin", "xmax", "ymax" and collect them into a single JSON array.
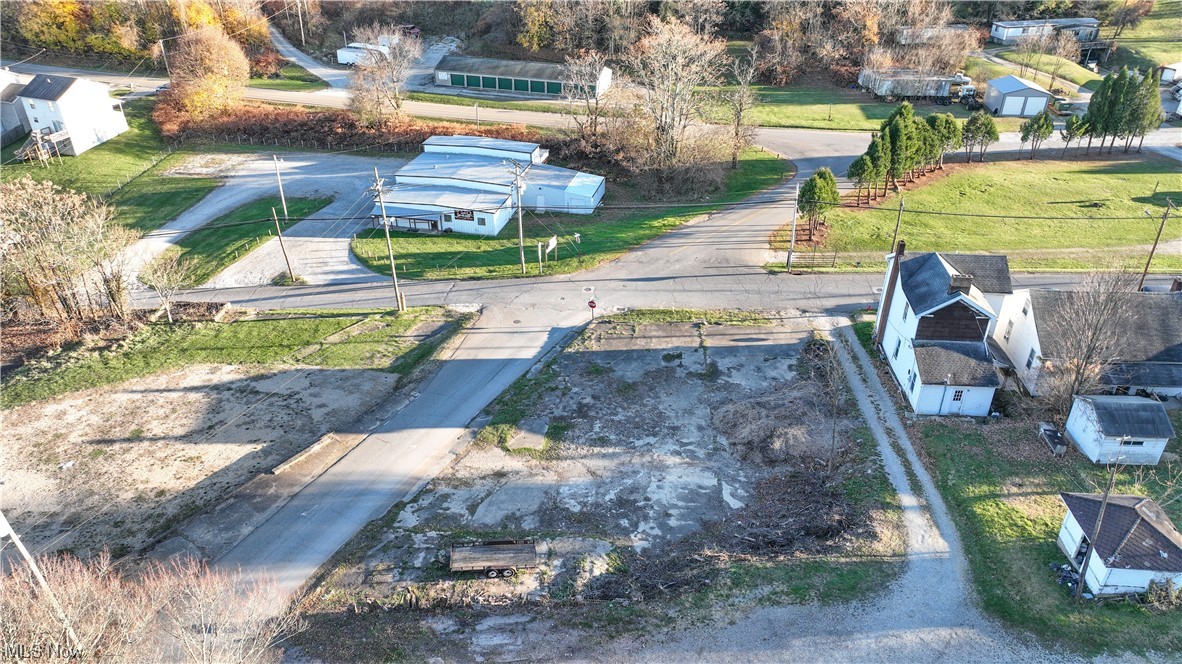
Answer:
[{"xmin": 588, "ymin": 299, "xmax": 596, "ymax": 319}]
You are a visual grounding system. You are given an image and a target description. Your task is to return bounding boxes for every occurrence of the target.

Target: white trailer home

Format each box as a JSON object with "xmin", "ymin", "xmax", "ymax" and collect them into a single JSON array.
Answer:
[
  {"xmin": 1058, "ymin": 493, "xmax": 1182, "ymax": 597},
  {"xmin": 984, "ymin": 75, "xmax": 1054, "ymax": 116},
  {"xmin": 989, "ymin": 18, "xmax": 1100, "ymax": 44},
  {"xmin": 1065, "ymin": 395, "xmax": 1175, "ymax": 465}
]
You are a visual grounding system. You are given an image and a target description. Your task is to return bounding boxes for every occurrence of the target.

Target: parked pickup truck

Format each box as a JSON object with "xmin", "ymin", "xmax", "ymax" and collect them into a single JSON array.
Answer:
[{"xmin": 449, "ymin": 540, "xmax": 538, "ymax": 578}]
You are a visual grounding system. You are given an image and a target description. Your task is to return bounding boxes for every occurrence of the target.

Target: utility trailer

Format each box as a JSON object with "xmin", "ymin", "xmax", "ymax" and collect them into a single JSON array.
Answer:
[
  {"xmin": 449, "ymin": 540, "xmax": 538, "ymax": 578},
  {"xmin": 858, "ymin": 68, "xmax": 958, "ymax": 101}
]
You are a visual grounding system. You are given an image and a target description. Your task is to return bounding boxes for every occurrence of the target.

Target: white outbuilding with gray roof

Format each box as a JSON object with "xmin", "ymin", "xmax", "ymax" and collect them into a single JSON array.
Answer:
[
  {"xmin": 1065, "ymin": 395, "xmax": 1176, "ymax": 465},
  {"xmin": 984, "ymin": 75, "xmax": 1054, "ymax": 117}
]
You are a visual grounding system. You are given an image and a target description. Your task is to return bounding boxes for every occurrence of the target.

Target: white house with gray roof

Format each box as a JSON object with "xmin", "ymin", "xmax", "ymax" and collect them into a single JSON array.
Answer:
[
  {"xmin": 372, "ymin": 135, "xmax": 605, "ymax": 236},
  {"xmin": 875, "ymin": 243, "xmax": 1011, "ymax": 416},
  {"xmin": 15, "ymin": 73, "xmax": 127, "ymax": 156},
  {"xmin": 1058, "ymin": 493, "xmax": 1182, "ymax": 596}
]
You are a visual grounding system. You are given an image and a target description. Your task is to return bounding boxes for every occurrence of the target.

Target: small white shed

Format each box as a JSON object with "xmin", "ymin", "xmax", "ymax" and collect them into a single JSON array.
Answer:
[
  {"xmin": 1065, "ymin": 395, "xmax": 1175, "ymax": 465},
  {"xmin": 1057, "ymin": 493, "xmax": 1182, "ymax": 597},
  {"xmin": 983, "ymin": 75, "xmax": 1054, "ymax": 117},
  {"xmin": 1161, "ymin": 62, "xmax": 1182, "ymax": 84}
]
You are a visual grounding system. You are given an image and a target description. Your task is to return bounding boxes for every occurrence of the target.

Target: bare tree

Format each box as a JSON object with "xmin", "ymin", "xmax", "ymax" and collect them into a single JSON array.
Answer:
[
  {"xmin": 348, "ymin": 23, "xmax": 423, "ymax": 123},
  {"xmin": 1109, "ymin": 0, "xmax": 1154, "ymax": 38},
  {"xmin": 141, "ymin": 251, "xmax": 197, "ymax": 324},
  {"xmin": 1012, "ymin": 34, "xmax": 1043, "ymax": 78},
  {"xmin": 752, "ymin": 23, "xmax": 803, "ymax": 85},
  {"xmin": 563, "ymin": 49, "xmax": 612, "ymax": 147},
  {"xmin": 1048, "ymin": 31, "xmax": 1081, "ymax": 91},
  {"xmin": 1037, "ymin": 271, "xmax": 1139, "ymax": 419},
  {"xmin": 1133, "ymin": 462, "xmax": 1182, "ymax": 508},
  {"xmin": 0, "ymin": 176, "xmax": 135, "ymax": 331},
  {"xmin": 669, "ymin": 0, "xmax": 727, "ymax": 36},
  {"xmin": 625, "ymin": 16, "xmax": 726, "ymax": 169},
  {"xmin": 721, "ymin": 48, "xmax": 758, "ymax": 169}
]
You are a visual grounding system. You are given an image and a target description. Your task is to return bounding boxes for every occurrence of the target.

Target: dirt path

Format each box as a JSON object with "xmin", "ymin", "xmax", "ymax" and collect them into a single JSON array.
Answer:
[{"xmin": 637, "ymin": 322, "xmax": 1071, "ymax": 663}]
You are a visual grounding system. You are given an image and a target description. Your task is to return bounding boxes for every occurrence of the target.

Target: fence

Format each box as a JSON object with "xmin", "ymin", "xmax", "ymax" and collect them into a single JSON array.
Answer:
[
  {"xmin": 100, "ymin": 146, "xmax": 176, "ymax": 200},
  {"xmin": 788, "ymin": 251, "xmax": 838, "ymax": 269}
]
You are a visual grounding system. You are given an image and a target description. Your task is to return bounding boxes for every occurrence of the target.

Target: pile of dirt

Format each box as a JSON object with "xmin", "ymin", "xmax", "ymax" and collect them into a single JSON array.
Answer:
[{"xmin": 713, "ymin": 380, "xmax": 829, "ymax": 463}]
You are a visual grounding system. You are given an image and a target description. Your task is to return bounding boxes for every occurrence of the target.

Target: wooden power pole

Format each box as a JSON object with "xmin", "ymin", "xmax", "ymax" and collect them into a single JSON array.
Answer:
[
  {"xmin": 272, "ymin": 208, "xmax": 295, "ymax": 285},
  {"xmin": 372, "ymin": 168, "xmax": 406, "ymax": 312}
]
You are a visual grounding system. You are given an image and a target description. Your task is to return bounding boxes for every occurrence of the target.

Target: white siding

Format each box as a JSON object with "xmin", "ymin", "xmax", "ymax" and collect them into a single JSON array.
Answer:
[
  {"xmin": 422, "ymin": 143, "xmax": 542, "ymax": 163},
  {"xmin": 880, "ymin": 267, "xmax": 923, "ymax": 414},
  {"xmin": 1065, "ymin": 399, "xmax": 1169, "ymax": 465},
  {"xmin": 991, "ymin": 288, "xmax": 1042, "ymax": 393},
  {"xmin": 20, "ymin": 79, "xmax": 128, "ymax": 155}
]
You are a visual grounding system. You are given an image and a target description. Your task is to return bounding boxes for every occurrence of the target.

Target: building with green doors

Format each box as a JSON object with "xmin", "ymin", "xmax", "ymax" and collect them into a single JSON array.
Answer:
[{"xmin": 432, "ymin": 55, "xmax": 612, "ymax": 98}]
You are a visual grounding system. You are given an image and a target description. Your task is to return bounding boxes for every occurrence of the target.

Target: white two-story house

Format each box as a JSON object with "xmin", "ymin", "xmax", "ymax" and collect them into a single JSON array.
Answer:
[
  {"xmin": 875, "ymin": 243, "xmax": 1010, "ymax": 416},
  {"xmin": 17, "ymin": 74, "xmax": 128, "ymax": 156}
]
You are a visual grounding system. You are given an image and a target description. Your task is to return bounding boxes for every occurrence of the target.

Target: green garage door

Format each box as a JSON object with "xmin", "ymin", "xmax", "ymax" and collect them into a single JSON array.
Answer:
[
  {"xmin": 450, "ymin": 73, "xmax": 464, "ymax": 86},
  {"xmin": 513, "ymin": 79, "xmax": 529, "ymax": 92},
  {"xmin": 482, "ymin": 76, "xmax": 497, "ymax": 88},
  {"xmin": 529, "ymin": 80, "xmax": 545, "ymax": 93},
  {"xmin": 466, "ymin": 75, "xmax": 480, "ymax": 87},
  {"xmin": 497, "ymin": 77, "xmax": 512, "ymax": 90},
  {"xmin": 546, "ymin": 81, "xmax": 561, "ymax": 95}
]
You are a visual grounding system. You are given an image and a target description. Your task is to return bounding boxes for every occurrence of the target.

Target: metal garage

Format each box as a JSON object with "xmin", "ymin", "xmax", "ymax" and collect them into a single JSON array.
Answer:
[
  {"xmin": 983, "ymin": 75, "xmax": 1054, "ymax": 117},
  {"xmin": 433, "ymin": 55, "xmax": 612, "ymax": 98}
]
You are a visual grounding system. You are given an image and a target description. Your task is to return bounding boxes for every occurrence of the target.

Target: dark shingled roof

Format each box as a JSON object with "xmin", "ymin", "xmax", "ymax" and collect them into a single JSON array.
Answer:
[
  {"xmin": 1077, "ymin": 395, "xmax": 1176, "ymax": 440},
  {"xmin": 18, "ymin": 74, "xmax": 78, "ymax": 101},
  {"xmin": 1061, "ymin": 493, "xmax": 1182, "ymax": 573},
  {"xmin": 913, "ymin": 340, "xmax": 1001, "ymax": 387},
  {"xmin": 435, "ymin": 55, "xmax": 568, "ymax": 82},
  {"xmin": 1032, "ymin": 290, "xmax": 1182, "ymax": 364},
  {"xmin": 898, "ymin": 252, "xmax": 1011, "ymax": 315},
  {"xmin": 1102, "ymin": 362, "xmax": 1182, "ymax": 390}
]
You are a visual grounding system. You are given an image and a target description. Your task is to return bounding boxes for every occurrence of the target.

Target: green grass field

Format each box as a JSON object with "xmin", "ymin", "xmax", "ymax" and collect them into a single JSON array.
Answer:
[
  {"xmin": 808, "ymin": 157, "xmax": 1180, "ymax": 271},
  {"xmin": 352, "ymin": 148, "xmax": 786, "ymax": 280},
  {"xmin": 154, "ymin": 196, "xmax": 333, "ymax": 286},
  {"xmin": 917, "ymin": 417, "xmax": 1182, "ymax": 654},
  {"xmin": 249, "ymin": 63, "xmax": 329, "ymax": 92},
  {"xmin": 995, "ymin": 51, "xmax": 1103, "ymax": 92},
  {"xmin": 1, "ymin": 308, "xmax": 460, "ymax": 408},
  {"xmin": 1, "ymin": 100, "xmax": 220, "ymax": 234},
  {"xmin": 1108, "ymin": 0, "xmax": 1182, "ymax": 69}
]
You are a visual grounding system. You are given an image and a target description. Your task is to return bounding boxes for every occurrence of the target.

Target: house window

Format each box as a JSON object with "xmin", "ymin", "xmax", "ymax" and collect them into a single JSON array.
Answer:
[
  {"xmin": 47, "ymin": 102, "xmax": 54, "ymax": 111},
  {"xmin": 902, "ymin": 303, "xmax": 910, "ymax": 322},
  {"xmin": 1004, "ymin": 320, "xmax": 1014, "ymax": 342},
  {"xmin": 952, "ymin": 390, "xmax": 964, "ymax": 402},
  {"xmin": 893, "ymin": 338, "xmax": 901, "ymax": 359},
  {"xmin": 1119, "ymin": 440, "xmax": 1145, "ymax": 447},
  {"xmin": 443, "ymin": 213, "xmax": 454, "ymax": 223},
  {"xmin": 477, "ymin": 217, "xmax": 487, "ymax": 226},
  {"xmin": 908, "ymin": 371, "xmax": 917, "ymax": 392},
  {"xmin": 1026, "ymin": 348, "xmax": 1036, "ymax": 369},
  {"xmin": 28, "ymin": 101, "xmax": 36, "ymax": 109},
  {"xmin": 1022, "ymin": 300, "xmax": 1030, "ymax": 317}
]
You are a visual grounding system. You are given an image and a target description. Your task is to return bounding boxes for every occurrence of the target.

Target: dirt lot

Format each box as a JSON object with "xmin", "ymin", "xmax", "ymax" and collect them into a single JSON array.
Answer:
[
  {"xmin": 1, "ymin": 364, "xmax": 399, "ymax": 560},
  {"xmin": 295, "ymin": 315, "xmax": 903, "ymax": 662}
]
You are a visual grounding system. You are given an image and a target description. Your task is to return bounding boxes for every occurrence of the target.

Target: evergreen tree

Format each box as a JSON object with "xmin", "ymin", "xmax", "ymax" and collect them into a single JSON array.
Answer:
[
  {"xmin": 1104, "ymin": 68, "xmax": 1133, "ymax": 153},
  {"xmin": 1060, "ymin": 114, "xmax": 1087, "ymax": 157},
  {"xmin": 866, "ymin": 132, "xmax": 890, "ymax": 198},
  {"xmin": 885, "ymin": 112, "xmax": 915, "ymax": 189},
  {"xmin": 1081, "ymin": 75, "xmax": 1109, "ymax": 155},
  {"xmin": 799, "ymin": 167, "xmax": 840, "ymax": 234},
  {"xmin": 926, "ymin": 113, "xmax": 962, "ymax": 170},
  {"xmin": 846, "ymin": 155, "xmax": 873, "ymax": 206},
  {"xmin": 963, "ymin": 111, "xmax": 998, "ymax": 163},
  {"xmin": 1020, "ymin": 110, "xmax": 1054, "ymax": 160},
  {"xmin": 1132, "ymin": 70, "xmax": 1163, "ymax": 153}
]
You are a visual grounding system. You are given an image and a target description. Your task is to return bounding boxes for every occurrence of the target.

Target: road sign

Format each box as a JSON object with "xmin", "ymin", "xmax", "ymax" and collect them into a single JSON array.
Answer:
[
  {"xmin": 588, "ymin": 300, "xmax": 596, "ymax": 309},
  {"xmin": 546, "ymin": 235, "xmax": 558, "ymax": 253}
]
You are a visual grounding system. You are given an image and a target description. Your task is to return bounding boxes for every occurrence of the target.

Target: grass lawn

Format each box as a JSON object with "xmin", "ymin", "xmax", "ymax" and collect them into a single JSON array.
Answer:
[
  {"xmin": 405, "ymin": 91, "xmax": 570, "ymax": 115},
  {"xmin": 795, "ymin": 157, "xmax": 1180, "ymax": 271},
  {"xmin": 704, "ymin": 82, "xmax": 1024, "ymax": 132},
  {"xmin": 1, "ymin": 100, "xmax": 220, "ymax": 234},
  {"xmin": 915, "ymin": 416, "xmax": 1182, "ymax": 654},
  {"xmin": 995, "ymin": 51, "xmax": 1102, "ymax": 92},
  {"xmin": 154, "ymin": 196, "xmax": 333, "ymax": 286},
  {"xmin": 1107, "ymin": 0, "xmax": 1182, "ymax": 70},
  {"xmin": 249, "ymin": 63, "xmax": 329, "ymax": 92},
  {"xmin": 0, "ymin": 307, "xmax": 462, "ymax": 408},
  {"xmin": 352, "ymin": 148, "xmax": 786, "ymax": 280}
]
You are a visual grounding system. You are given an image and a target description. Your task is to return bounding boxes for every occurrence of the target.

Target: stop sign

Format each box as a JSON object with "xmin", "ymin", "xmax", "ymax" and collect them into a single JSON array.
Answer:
[{"xmin": 588, "ymin": 300, "xmax": 597, "ymax": 309}]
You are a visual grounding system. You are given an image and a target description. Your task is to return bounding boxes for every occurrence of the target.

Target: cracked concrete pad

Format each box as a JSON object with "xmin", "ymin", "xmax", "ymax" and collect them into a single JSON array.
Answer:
[
  {"xmin": 470, "ymin": 479, "xmax": 548, "ymax": 527},
  {"xmin": 507, "ymin": 416, "xmax": 549, "ymax": 451}
]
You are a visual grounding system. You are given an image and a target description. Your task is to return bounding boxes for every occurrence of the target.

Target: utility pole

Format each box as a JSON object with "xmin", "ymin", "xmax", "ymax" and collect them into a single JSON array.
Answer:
[
  {"xmin": 372, "ymin": 168, "xmax": 406, "ymax": 311},
  {"xmin": 0, "ymin": 510, "xmax": 82, "ymax": 653},
  {"xmin": 295, "ymin": 0, "xmax": 307, "ymax": 47},
  {"xmin": 1075, "ymin": 460, "xmax": 1119, "ymax": 602},
  {"xmin": 1138, "ymin": 199, "xmax": 1173, "ymax": 292},
  {"xmin": 273, "ymin": 155, "xmax": 289, "ymax": 220},
  {"xmin": 158, "ymin": 39, "xmax": 171, "ymax": 78},
  {"xmin": 890, "ymin": 196, "xmax": 905, "ymax": 254},
  {"xmin": 272, "ymin": 208, "xmax": 295, "ymax": 284},
  {"xmin": 786, "ymin": 182, "xmax": 799, "ymax": 272},
  {"xmin": 508, "ymin": 161, "xmax": 527, "ymax": 274}
]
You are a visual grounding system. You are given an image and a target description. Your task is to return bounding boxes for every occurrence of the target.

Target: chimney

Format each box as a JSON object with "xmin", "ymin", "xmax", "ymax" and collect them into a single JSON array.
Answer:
[
  {"xmin": 875, "ymin": 240, "xmax": 905, "ymax": 348},
  {"xmin": 949, "ymin": 274, "xmax": 974, "ymax": 294}
]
